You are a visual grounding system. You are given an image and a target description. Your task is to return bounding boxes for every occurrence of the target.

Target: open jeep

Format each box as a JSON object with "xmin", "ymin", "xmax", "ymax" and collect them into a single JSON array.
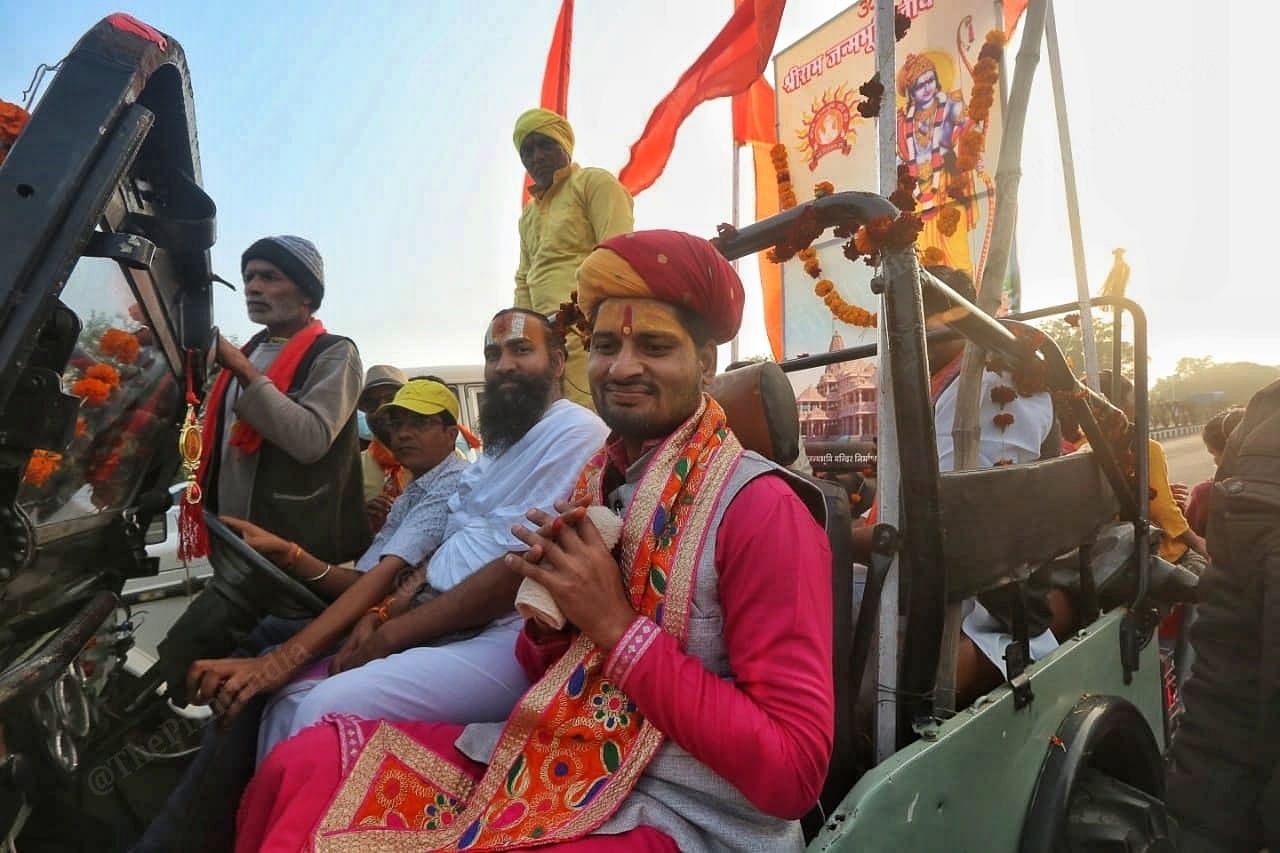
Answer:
[
  {"xmin": 0, "ymin": 15, "xmax": 1190, "ymax": 853},
  {"xmin": 712, "ymin": 198, "xmax": 1190, "ymax": 851}
]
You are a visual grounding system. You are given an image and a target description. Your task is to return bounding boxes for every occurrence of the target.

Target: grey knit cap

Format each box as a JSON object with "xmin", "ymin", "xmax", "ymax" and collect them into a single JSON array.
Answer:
[{"xmin": 241, "ymin": 235, "xmax": 325, "ymax": 309}]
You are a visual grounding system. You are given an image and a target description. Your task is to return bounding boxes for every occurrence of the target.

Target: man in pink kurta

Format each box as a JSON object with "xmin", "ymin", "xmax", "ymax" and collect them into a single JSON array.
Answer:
[{"xmin": 237, "ymin": 230, "xmax": 834, "ymax": 852}]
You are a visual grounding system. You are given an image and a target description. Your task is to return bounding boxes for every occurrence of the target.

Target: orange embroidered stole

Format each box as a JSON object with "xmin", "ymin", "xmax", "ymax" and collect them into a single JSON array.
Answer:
[{"xmin": 315, "ymin": 397, "xmax": 742, "ymax": 850}]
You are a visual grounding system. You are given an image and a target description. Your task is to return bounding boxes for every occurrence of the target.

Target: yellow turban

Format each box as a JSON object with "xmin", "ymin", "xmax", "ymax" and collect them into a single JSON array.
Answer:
[{"xmin": 512, "ymin": 108, "xmax": 575, "ymax": 157}]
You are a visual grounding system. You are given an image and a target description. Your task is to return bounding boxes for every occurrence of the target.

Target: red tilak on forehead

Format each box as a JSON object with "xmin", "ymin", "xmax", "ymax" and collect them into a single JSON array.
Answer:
[{"xmin": 621, "ymin": 305, "xmax": 634, "ymax": 337}]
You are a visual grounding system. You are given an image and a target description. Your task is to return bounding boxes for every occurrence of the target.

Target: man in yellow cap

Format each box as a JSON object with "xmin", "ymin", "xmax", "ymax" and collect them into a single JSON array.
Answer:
[
  {"xmin": 513, "ymin": 107, "xmax": 634, "ymax": 408},
  {"xmin": 135, "ymin": 378, "xmax": 470, "ymax": 852}
]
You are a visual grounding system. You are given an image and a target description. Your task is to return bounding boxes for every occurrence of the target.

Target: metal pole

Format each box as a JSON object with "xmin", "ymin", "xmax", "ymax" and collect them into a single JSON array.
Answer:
[
  {"xmin": 1045, "ymin": 0, "xmax": 1100, "ymax": 389},
  {"xmin": 873, "ymin": 0, "xmax": 899, "ymax": 763},
  {"xmin": 730, "ymin": 141, "xmax": 741, "ymax": 364}
]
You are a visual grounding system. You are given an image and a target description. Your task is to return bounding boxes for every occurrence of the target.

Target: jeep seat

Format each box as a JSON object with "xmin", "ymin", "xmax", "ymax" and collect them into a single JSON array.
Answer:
[{"xmin": 710, "ymin": 362, "xmax": 856, "ymax": 836}]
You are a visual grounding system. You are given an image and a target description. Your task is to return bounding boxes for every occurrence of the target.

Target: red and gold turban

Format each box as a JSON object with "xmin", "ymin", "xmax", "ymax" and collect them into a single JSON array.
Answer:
[{"xmin": 576, "ymin": 230, "xmax": 745, "ymax": 344}]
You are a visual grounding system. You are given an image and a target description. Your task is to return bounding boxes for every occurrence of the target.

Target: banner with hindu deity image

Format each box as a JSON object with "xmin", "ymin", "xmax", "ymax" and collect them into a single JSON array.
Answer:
[{"xmin": 773, "ymin": 0, "xmax": 1006, "ymax": 368}]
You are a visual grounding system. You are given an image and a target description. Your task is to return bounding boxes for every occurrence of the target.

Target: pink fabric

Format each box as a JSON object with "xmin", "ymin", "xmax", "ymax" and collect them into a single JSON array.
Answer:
[
  {"xmin": 236, "ymin": 473, "xmax": 833, "ymax": 846},
  {"xmin": 237, "ymin": 720, "xmax": 675, "ymax": 851},
  {"xmin": 608, "ymin": 474, "xmax": 834, "ymax": 819},
  {"xmin": 1185, "ymin": 479, "xmax": 1213, "ymax": 538}
]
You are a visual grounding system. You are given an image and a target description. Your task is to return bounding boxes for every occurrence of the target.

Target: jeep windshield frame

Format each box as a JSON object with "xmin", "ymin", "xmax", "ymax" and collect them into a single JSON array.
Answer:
[
  {"xmin": 713, "ymin": 192, "xmax": 1151, "ymax": 750},
  {"xmin": 0, "ymin": 15, "xmax": 216, "ymax": 546}
]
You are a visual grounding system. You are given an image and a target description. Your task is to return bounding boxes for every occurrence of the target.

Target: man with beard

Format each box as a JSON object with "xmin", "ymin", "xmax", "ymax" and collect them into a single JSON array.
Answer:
[
  {"xmin": 236, "ymin": 231, "xmax": 833, "ymax": 852},
  {"xmin": 244, "ymin": 307, "xmax": 607, "ymax": 759}
]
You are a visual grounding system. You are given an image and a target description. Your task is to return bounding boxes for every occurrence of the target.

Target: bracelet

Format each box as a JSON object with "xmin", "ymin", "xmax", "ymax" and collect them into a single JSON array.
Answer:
[
  {"xmin": 303, "ymin": 563, "xmax": 333, "ymax": 583},
  {"xmin": 283, "ymin": 542, "xmax": 302, "ymax": 569}
]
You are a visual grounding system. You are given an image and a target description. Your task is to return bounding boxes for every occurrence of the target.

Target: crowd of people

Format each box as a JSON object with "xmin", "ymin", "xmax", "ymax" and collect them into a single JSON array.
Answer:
[
  {"xmin": 131, "ymin": 107, "xmax": 835, "ymax": 852},
  {"xmin": 122, "ymin": 105, "xmax": 1277, "ymax": 852}
]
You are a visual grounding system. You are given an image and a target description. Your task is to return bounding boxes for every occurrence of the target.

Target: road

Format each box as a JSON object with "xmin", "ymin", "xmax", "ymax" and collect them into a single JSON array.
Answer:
[{"xmin": 1161, "ymin": 433, "xmax": 1214, "ymax": 487}]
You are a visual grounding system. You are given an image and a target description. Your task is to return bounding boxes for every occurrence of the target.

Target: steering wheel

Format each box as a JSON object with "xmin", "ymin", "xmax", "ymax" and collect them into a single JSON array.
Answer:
[{"xmin": 203, "ymin": 511, "xmax": 328, "ymax": 620}]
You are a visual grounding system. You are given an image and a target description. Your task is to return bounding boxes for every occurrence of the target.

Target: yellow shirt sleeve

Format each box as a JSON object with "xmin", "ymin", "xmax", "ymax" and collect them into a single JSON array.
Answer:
[
  {"xmin": 580, "ymin": 167, "xmax": 635, "ymax": 243},
  {"xmin": 1147, "ymin": 439, "xmax": 1189, "ymax": 542},
  {"xmin": 514, "ymin": 206, "xmax": 533, "ymax": 308}
]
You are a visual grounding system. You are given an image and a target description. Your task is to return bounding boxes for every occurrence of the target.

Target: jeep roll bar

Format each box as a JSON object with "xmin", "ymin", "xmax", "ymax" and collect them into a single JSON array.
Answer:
[{"xmin": 713, "ymin": 190, "xmax": 1152, "ymax": 741}]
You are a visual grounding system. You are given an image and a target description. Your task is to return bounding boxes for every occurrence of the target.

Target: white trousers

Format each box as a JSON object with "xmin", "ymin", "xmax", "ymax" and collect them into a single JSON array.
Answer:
[
  {"xmin": 962, "ymin": 599, "xmax": 1059, "ymax": 678},
  {"xmin": 256, "ymin": 616, "xmax": 527, "ymax": 765}
]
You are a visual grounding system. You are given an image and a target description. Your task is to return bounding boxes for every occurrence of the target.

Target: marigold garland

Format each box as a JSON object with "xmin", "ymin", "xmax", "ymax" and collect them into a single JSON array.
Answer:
[
  {"xmin": 937, "ymin": 206, "xmax": 962, "ymax": 238},
  {"xmin": 956, "ymin": 31, "xmax": 1006, "ymax": 173},
  {"xmin": 0, "ymin": 99, "xmax": 30, "ymax": 168},
  {"xmin": 22, "ymin": 449, "xmax": 62, "ymax": 488},
  {"xmin": 768, "ymin": 157, "xmax": 880, "ymax": 326},
  {"xmin": 85, "ymin": 362, "xmax": 121, "ymax": 388},
  {"xmin": 856, "ymin": 74, "xmax": 884, "ymax": 119},
  {"xmin": 768, "ymin": 153, "xmax": 877, "ymax": 328},
  {"xmin": 990, "ymin": 384, "xmax": 1017, "ymax": 406},
  {"xmin": 99, "ymin": 328, "xmax": 140, "ymax": 364},
  {"xmin": 71, "ymin": 377, "xmax": 112, "ymax": 407}
]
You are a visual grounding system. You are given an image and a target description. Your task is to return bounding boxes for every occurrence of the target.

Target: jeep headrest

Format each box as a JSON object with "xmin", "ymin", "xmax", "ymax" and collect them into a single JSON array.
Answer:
[{"xmin": 709, "ymin": 361, "xmax": 800, "ymax": 466}]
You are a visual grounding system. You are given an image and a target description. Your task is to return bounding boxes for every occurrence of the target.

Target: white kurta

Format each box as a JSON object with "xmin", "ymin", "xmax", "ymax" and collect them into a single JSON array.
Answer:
[
  {"xmin": 935, "ymin": 369, "xmax": 1060, "ymax": 676},
  {"xmin": 256, "ymin": 399, "xmax": 608, "ymax": 763}
]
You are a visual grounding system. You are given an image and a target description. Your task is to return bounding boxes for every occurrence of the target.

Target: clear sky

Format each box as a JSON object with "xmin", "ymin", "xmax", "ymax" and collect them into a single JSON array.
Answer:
[{"xmin": 0, "ymin": 1, "xmax": 1268, "ymax": 380}]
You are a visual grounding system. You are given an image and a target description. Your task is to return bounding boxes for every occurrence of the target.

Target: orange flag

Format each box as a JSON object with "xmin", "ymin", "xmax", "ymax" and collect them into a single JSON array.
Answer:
[
  {"xmin": 618, "ymin": 0, "xmax": 786, "ymax": 195},
  {"xmin": 1004, "ymin": 0, "xmax": 1029, "ymax": 36},
  {"xmin": 540, "ymin": 0, "xmax": 574, "ymax": 116},
  {"xmin": 523, "ymin": 0, "xmax": 575, "ymax": 205},
  {"xmin": 731, "ymin": 75, "xmax": 785, "ymax": 360}
]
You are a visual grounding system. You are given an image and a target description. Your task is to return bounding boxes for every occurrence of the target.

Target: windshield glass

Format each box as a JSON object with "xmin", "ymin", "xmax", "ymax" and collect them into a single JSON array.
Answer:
[{"xmin": 17, "ymin": 257, "xmax": 179, "ymax": 525}]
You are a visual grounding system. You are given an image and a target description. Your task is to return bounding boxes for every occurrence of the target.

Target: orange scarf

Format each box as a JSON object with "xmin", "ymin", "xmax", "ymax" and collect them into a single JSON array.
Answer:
[
  {"xmin": 179, "ymin": 320, "xmax": 326, "ymax": 559},
  {"xmin": 317, "ymin": 397, "xmax": 743, "ymax": 849}
]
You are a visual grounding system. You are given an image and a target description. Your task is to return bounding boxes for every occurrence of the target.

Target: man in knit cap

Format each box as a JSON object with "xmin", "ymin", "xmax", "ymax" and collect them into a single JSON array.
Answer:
[
  {"xmin": 513, "ymin": 108, "xmax": 634, "ymax": 409},
  {"xmin": 201, "ymin": 235, "xmax": 368, "ymax": 566}
]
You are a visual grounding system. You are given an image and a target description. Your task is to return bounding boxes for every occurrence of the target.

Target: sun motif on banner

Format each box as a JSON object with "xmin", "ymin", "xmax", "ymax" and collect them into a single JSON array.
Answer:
[{"xmin": 796, "ymin": 85, "xmax": 860, "ymax": 171}]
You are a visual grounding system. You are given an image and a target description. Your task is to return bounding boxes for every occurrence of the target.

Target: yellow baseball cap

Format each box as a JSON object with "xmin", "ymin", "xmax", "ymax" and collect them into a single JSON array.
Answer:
[{"xmin": 376, "ymin": 379, "xmax": 460, "ymax": 422}]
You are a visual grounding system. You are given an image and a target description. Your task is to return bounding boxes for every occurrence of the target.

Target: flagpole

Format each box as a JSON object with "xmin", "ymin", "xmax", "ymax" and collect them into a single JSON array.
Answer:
[
  {"xmin": 873, "ymin": 0, "xmax": 899, "ymax": 764},
  {"xmin": 1045, "ymin": 0, "xmax": 1100, "ymax": 389},
  {"xmin": 730, "ymin": 141, "xmax": 741, "ymax": 364}
]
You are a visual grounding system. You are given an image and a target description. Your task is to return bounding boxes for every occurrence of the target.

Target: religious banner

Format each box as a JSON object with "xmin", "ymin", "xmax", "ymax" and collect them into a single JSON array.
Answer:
[{"xmin": 774, "ymin": 0, "xmax": 1005, "ymax": 468}]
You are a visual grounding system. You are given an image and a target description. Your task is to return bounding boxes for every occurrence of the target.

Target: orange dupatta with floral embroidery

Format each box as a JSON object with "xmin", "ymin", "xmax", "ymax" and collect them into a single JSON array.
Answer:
[{"xmin": 314, "ymin": 396, "xmax": 743, "ymax": 851}]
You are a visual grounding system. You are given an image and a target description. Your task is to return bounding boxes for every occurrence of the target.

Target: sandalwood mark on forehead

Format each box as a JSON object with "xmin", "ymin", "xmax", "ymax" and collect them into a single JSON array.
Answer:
[
  {"xmin": 622, "ymin": 305, "xmax": 634, "ymax": 337},
  {"xmin": 485, "ymin": 311, "xmax": 536, "ymax": 348}
]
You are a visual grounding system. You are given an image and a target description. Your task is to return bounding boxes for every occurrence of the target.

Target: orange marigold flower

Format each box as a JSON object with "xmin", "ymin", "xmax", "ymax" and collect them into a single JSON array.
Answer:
[
  {"xmin": 99, "ymin": 328, "xmax": 140, "ymax": 364},
  {"xmin": 853, "ymin": 227, "xmax": 876, "ymax": 255},
  {"xmin": 991, "ymin": 384, "xmax": 1018, "ymax": 406},
  {"xmin": 813, "ymin": 181, "xmax": 835, "ymax": 198},
  {"xmin": 868, "ymin": 215, "xmax": 895, "ymax": 243},
  {"xmin": 993, "ymin": 458, "xmax": 1015, "ymax": 467},
  {"xmin": 937, "ymin": 207, "xmax": 962, "ymax": 237},
  {"xmin": 815, "ymin": 279, "xmax": 835, "ymax": 297},
  {"xmin": 797, "ymin": 247, "xmax": 818, "ymax": 262},
  {"xmin": 993, "ymin": 412, "xmax": 1016, "ymax": 431},
  {"xmin": 72, "ymin": 377, "xmax": 113, "ymax": 407},
  {"xmin": 770, "ymin": 143, "xmax": 788, "ymax": 162},
  {"xmin": 22, "ymin": 449, "xmax": 62, "ymax": 488},
  {"xmin": 823, "ymin": 292, "xmax": 842, "ymax": 307},
  {"xmin": 921, "ymin": 246, "xmax": 946, "ymax": 266},
  {"xmin": 985, "ymin": 29, "xmax": 1009, "ymax": 48},
  {"xmin": 85, "ymin": 362, "xmax": 121, "ymax": 388},
  {"xmin": 804, "ymin": 259, "xmax": 823, "ymax": 278}
]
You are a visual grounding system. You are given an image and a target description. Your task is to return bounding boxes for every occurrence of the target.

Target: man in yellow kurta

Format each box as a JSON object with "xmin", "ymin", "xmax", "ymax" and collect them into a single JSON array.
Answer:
[{"xmin": 513, "ymin": 108, "xmax": 633, "ymax": 408}]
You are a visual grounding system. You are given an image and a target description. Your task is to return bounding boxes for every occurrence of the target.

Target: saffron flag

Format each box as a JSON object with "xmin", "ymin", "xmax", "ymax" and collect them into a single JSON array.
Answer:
[
  {"xmin": 524, "ymin": 0, "xmax": 575, "ymax": 205},
  {"xmin": 1003, "ymin": 0, "xmax": 1029, "ymax": 36},
  {"xmin": 618, "ymin": 0, "xmax": 786, "ymax": 195},
  {"xmin": 540, "ymin": 0, "xmax": 574, "ymax": 116},
  {"xmin": 731, "ymin": 74, "xmax": 785, "ymax": 359}
]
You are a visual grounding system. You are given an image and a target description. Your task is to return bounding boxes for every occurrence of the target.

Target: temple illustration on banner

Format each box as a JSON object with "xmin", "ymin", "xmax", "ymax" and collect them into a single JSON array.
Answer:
[{"xmin": 795, "ymin": 331, "xmax": 879, "ymax": 442}]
